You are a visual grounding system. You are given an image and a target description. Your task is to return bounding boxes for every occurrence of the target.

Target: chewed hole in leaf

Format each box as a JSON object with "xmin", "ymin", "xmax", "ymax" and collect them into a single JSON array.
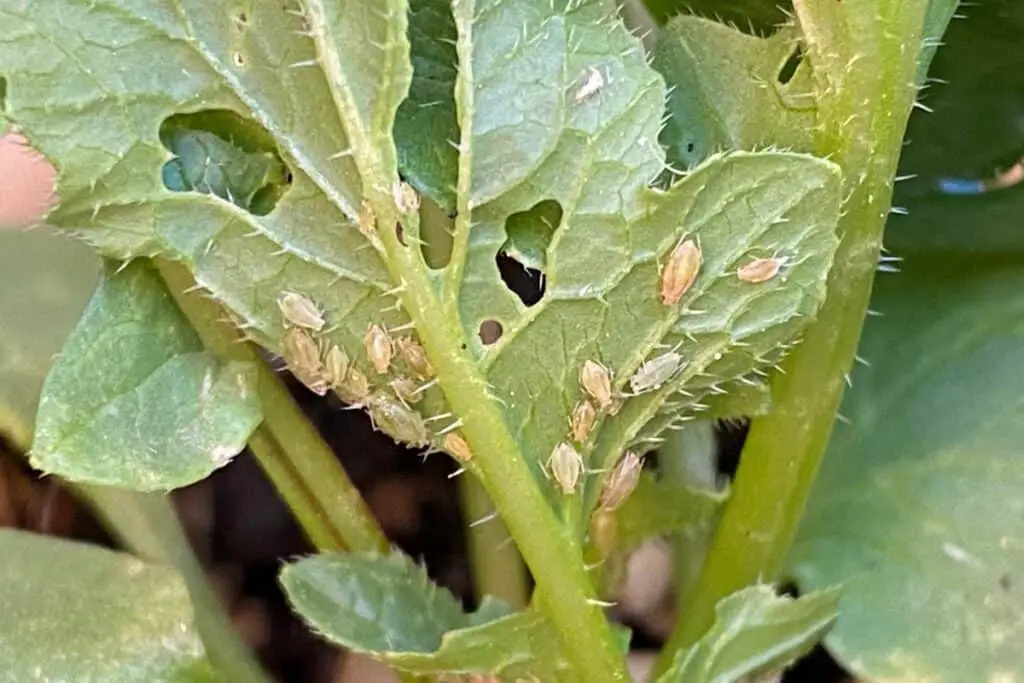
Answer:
[
  {"xmin": 232, "ymin": 8, "xmax": 249, "ymax": 27},
  {"xmin": 498, "ymin": 199, "xmax": 561, "ymax": 306},
  {"xmin": 159, "ymin": 109, "xmax": 291, "ymax": 217},
  {"xmin": 777, "ymin": 45, "xmax": 803, "ymax": 85},
  {"xmin": 478, "ymin": 319, "xmax": 503, "ymax": 345}
]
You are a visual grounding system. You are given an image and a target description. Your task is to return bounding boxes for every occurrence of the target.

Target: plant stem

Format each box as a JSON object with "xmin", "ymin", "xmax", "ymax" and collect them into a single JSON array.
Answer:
[
  {"xmin": 80, "ymin": 485, "xmax": 275, "ymax": 683},
  {"xmin": 458, "ymin": 476, "xmax": 530, "ymax": 609},
  {"xmin": 374, "ymin": 212, "xmax": 628, "ymax": 682},
  {"xmin": 653, "ymin": 0, "xmax": 939, "ymax": 672},
  {"xmin": 155, "ymin": 258, "xmax": 388, "ymax": 554}
]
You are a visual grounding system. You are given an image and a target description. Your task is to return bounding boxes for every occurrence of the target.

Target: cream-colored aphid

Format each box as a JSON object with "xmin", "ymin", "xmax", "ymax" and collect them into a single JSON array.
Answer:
[
  {"xmin": 358, "ymin": 201, "xmax": 376, "ymax": 238},
  {"xmin": 393, "ymin": 181, "xmax": 420, "ymax": 214},
  {"xmin": 364, "ymin": 324, "xmax": 393, "ymax": 374},
  {"xmin": 598, "ymin": 451, "xmax": 643, "ymax": 512},
  {"xmin": 283, "ymin": 327, "xmax": 328, "ymax": 395},
  {"xmin": 277, "ymin": 291, "xmax": 325, "ymax": 331},
  {"xmin": 391, "ymin": 377, "xmax": 422, "ymax": 405},
  {"xmin": 570, "ymin": 400, "xmax": 597, "ymax": 443},
  {"xmin": 661, "ymin": 238, "xmax": 702, "ymax": 306},
  {"xmin": 629, "ymin": 351, "xmax": 683, "ymax": 394},
  {"xmin": 324, "ymin": 345, "xmax": 350, "ymax": 388},
  {"xmin": 396, "ymin": 337, "xmax": 434, "ymax": 380},
  {"xmin": 574, "ymin": 66, "xmax": 605, "ymax": 104},
  {"xmin": 443, "ymin": 432, "xmax": 473, "ymax": 463},
  {"xmin": 368, "ymin": 396, "xmax": 429, "ymax": 447},
  {"xmin": 548, "ymin": 441, "xmax": 584, "ymax": 495},
  {"xmin": 580, "ymin": 360, "xmax": 614, "ymax": 412},
  {"xmin": 737, "ymin": 256, "xmax": 784, "ymax": 284}
]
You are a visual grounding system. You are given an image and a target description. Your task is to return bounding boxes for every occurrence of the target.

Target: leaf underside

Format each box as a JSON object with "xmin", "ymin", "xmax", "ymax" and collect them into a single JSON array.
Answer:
[
  {"xmin": 281, "ymin": 551, "xmax": 575, "ymax": 680},
  {"xmin": 658, "ymin": 584, "xmax": 840, "ymax": 683},
  {"xmin": 31, "ymin": 260, "xmax": 262, "ymax": 490}
]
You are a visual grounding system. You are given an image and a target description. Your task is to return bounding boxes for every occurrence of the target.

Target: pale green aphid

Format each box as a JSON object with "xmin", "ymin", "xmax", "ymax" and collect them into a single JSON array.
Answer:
[
  {"xmin": 629, "ymin": 351, "xmax": 683, "ymax": 394},
  {"xmin": 277, "ymin": 291, "xmax": 325, "ymax": 331},
  {"xmin": 570, "ymin": 400, "xmax": 597, "ymax": 443},
  {"xmin": 580, "ymin": 359, "xmax": 614, "ymax": 412},
  {"xmin": 368, "ymin": 396, "xmax": 428, "ymax": 447},
  {"xmin": 324, "ymin": 345, "xmax": 350, "ymax": 388},
  {"xmin": 364, "ymin": 324, "xmax": 394, "ymax": 374}
]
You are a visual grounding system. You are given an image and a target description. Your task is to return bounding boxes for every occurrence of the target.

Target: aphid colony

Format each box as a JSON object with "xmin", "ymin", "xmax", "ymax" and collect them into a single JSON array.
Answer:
[{"xmin": 276, "ymin": 291, "xmax": 437, "ymax": 449}]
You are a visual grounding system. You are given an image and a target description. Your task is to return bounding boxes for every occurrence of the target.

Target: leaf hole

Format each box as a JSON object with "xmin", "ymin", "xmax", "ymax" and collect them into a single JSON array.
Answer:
[
  {"xmin": 777, "ymin": 45, "xmax": 803, "ymax": 85},
  {"xmin": 159, "ymin": 109, "xmax": 292, "ymax": 216},
  {"xmin": 395, "ymin": 221, "xmax": 407, "ymax": 246},
  {"xmin": 478, "ymin": 319, "xmax": 503, "ymax": 345},
  {"xmin": 233, "ymin": 9, "xmax": 249, "ymax": 27},
  {"xmin": 231, "ymin": 51, "xmax": 247, "ymax": 68},
  {"xmin": 498, "ymin": 199, "xmax": 562, "ymax": 306}
]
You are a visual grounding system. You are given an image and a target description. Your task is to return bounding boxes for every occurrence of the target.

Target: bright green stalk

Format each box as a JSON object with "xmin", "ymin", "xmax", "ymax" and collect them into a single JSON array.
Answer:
[{"xmin": 655, "ymin": 0, "xmax": 946, "ymax": 672}]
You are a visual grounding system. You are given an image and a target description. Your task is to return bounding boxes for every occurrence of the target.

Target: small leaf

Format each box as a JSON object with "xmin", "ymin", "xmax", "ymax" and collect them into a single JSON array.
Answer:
[
  {"xmin": 31, "ymin": 260, "xmax": 261, "ymax": 490},
  {"xmin": 657, "ymin": 585, "xmax": 840, "ymax": 683},
  {"xmin": 614, "ymin": 472, "xmax": 727, "ymax": 550},
  {"xmin": 789, "ymin": 258, "xmax": 1024, "ymax": 681},
  {"xmin": 0, "ymin": 529, "xmax": 220, "ymax": 683},
  {"xmin": 654, "ymin": 16, "xmax": 816, "ymax": 169},
  {"xmin": 0, "ymin": 229, "xmax": 100, "ymax": 448},
  {"xmin": 281, "ymin": 552, "xmax": 574, "ymax": 679}
]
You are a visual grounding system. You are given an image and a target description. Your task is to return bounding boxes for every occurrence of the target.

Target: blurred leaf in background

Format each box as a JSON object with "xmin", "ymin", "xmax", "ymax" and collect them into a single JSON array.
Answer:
[{"xmin": 0, "ymin": 228, "xmax": 100, "ymax": 449}]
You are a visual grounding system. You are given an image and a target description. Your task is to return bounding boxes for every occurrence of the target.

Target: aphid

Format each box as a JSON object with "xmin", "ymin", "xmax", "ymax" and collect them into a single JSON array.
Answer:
[
  {"xmin": 391, "ymin": 376, "xmax": 422, "ymax": 405},
  {"xmin": 598, "ymin": 451, "xmax": 643, "ymax": 512},
  {"xmin": 661, "ymin": 237, "xmax": 702, "ymax": 305},
  {"xmin": 629, "ymin": 351, "xmax": 683, "ymax": 394},
  {"xmin": 443, "ymin": 432, "xmax": 473, "ymax": 463},
  {"xmin": 548, "ymin": 442, "xmax": 584, "ymax": 495},
  {"xmin": 335, "ymin": 367, "xmax": 370, "ymax": 405},
  {"xmin": 357, "ymin": 201, "xmax": 377, "ymax": 238},
  {"xmin": 580, "ymin": 360, "xmax": 614, "ymax": 412},
  {"xmin": 368, "ymin": 396, "xmax": 429, "ymax": 447},
  {"xmin": 393, "ymin": 181, "xmax": 420, "ymax": 214},
  {"xmin": 283, "ymin": 327, "xmax": 328, "ymax": 395},
  {"xmin": 737, "ymin": 257, "xmax": 784, "ymax": 284},
  {"xmin": 277, "ymin": 291, "xmax": 325, "ymax": 331},
  {"xmin": 570, "ymin": 400, "xmax": 597, "ymax": 443},
  {"xmin": 324, "ymin": 345, "xmax": 350, "ymax": 388},
  {"xmin": 589, "ymin": 509, "xmax": 617, "ymax": 558},
  {"xmin": 574, "ymin": 66, "xmax": 605, "ymax": 104},
  {"xmin": 364, "ymin": 324, "xmax": 393, "ymax": 374},
  {"xmin": 396, "ymin": 337, "xmax": 434, "ymax": 380}
]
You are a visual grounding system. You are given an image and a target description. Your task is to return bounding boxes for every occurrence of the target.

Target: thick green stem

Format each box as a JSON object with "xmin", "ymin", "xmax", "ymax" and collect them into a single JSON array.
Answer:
[
  {"xmin": 155, "ymin": 259, "xmax": 388, "ymax": 554},
  {"xmin": 458, "ymin": 475, "xmax": 530, "ymax": 609},
  {"xmin": 654, "ymin": 0, "xmax": 935, "ymax": 672}
]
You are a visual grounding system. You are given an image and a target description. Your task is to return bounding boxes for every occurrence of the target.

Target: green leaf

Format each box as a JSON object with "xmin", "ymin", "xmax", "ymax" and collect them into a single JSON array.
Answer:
[
  {"xmin": 789, "ymin": 258, "xmax": 1024, "ymax": 682},
  {"xmin": 31, "ymin": 260, "xmax": 261, "ymax": 490},
  {"xmin": 657, "ymin": 585, "xmax": 840, "ymax": 683},
  {"xmin": 0, "ymin": 528, "xmax": 220, "ymax": 683},
  {"xmin": 394, "ymin": 0, "xmax": 459, "ymax": 209},
  {"xmin": 654, "ymin": 16, "xmax": 816, "ymax": 169},
  {"xmin": 281, "ymin": 551, "xmax": 573, "ymax": 680},
  {"xmin": 2, "ymin": 2, "xmax": 840, "ymax": 469},
  {"xmin": 0, "ymin": 229, "xmax": 100, "ymax": 448},
  {"xmin": 614, "ymin": 472, "xmax": 727, "ymax": 550},
  {"xmin": 888, "ymin": 0, "xmax": 1024, "ymax": 254}
]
